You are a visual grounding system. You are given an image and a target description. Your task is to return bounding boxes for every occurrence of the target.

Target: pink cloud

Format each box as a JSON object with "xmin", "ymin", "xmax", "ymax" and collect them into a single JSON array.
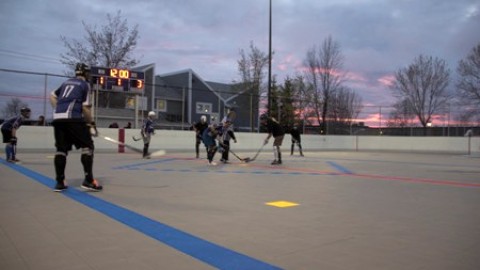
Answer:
[{"xmin": 377, "ymin": 74, "xmax": 395, "ymax": 87}]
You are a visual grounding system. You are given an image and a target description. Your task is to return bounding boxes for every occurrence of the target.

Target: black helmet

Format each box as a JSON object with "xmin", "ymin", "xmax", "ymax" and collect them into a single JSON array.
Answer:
[
  {"xmin": 75, "ymin": 63, "xmax": 91, "ymax": 78},
  {"xmin": 20, "ymin": 107, "xmax": 31, "ymax": 118}
]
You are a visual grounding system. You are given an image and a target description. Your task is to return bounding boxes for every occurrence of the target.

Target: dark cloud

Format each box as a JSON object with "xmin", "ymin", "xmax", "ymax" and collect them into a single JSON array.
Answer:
[{"xmin": 1, "ymin": 0, "xmax": 479, "ymax": 110}]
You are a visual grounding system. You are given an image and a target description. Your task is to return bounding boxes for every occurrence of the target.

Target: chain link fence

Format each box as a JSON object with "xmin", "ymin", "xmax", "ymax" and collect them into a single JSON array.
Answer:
[{"xmin": 1, "ymin": 68, "xmax": 478, "ymax": 136}]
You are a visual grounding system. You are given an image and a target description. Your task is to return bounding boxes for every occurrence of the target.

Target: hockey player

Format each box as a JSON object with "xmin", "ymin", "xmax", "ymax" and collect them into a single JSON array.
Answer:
[
  {"xmin": 50, "ymin": 63, "xmax": 102, "ymax": 192},
  {"xmin": 141, "ymin": 111, "xmax": 156, "ymax": 158},
  {"xmin": 260, "ymin": 114, "xmax": 285, "ymax": 165},
  {"xmin": 219, "ymin": 119, "xmax": 237, "ymax": 163},
  {"xmin": 1, "ymin": 107, "xmax": 31, "ymax": 163},
  {"xmin": 193, "ymin": 115, "xmax": 208, "ymax": 158},
  {"xmin": 290, "ymin": 124, "xmax": 304, "ymax": 156},
  {"xmin": 202, "ymin": 122, "xmax": 220, "ymax": 165}
]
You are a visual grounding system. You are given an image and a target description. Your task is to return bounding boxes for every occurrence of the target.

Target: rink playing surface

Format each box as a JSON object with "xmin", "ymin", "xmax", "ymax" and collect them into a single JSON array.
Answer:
[{"xmin": 1, "ymin": 150, "xmax": 479, "ymax": 270}]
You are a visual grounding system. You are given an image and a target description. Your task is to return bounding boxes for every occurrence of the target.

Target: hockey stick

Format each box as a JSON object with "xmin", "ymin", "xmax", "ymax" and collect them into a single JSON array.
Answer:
[
  {"xmin": 132, "ymin": 135, "xmax": 142, "ymax": 141},
  {"xmin": 242, "ymin": 143, "xmax": 266, "ymax": 163},
  {"xmin": 103, "ymin": 136, "xmax": 143, "ymax": 153},
  {"xmin": 218, "ymin": 142, "xmax": 246, "ymax": 162},
  {"xmin": 229, "ymin": 149, "xmax": 245, "ymax": 162},
  {"xmin": 103, "ymin": 136, "xmax": 167, "ymax": 158}
]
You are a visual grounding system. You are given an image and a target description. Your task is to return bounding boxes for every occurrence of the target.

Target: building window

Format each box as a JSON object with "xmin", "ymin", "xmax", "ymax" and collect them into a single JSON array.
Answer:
[
  {"xmin": 156, "ymin": 99, "xmax": 167, "ymax": 112},
  {"xmin": 125, "ymin": 96, "xmax": 147, "ymax": 110},
  {"xmin": 196, "ymin": 102, "xmax": 212, "ymax": 114}
]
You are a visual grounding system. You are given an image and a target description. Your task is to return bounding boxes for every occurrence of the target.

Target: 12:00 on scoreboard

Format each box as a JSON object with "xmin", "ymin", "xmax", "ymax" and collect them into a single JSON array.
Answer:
[{"xmin": 90, "ymin": 66, "xmax": 145, "ymax": 91}]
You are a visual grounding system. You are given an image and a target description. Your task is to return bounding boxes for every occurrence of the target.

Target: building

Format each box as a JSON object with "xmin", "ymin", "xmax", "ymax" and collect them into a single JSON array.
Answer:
[{"xmin": 95, "ymin": 64, "xmax": 258, "ymax": 131}]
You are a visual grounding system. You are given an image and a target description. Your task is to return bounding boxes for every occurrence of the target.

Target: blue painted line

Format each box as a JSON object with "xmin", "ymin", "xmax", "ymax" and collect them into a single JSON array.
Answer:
[
  {"xmin": 326, "ymin": 161, "xmax": 354, "ymax": 174},
  {"xmin": 2, "ymin": 161, "xmax": 283, "ymax": 270}
]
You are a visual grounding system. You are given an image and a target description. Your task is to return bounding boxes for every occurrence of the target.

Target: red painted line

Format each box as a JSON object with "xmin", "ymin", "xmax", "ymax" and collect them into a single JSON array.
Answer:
[
  {"xmin": 249, "ymin": 163, "xmax": 480, "ymax": 188},
  {"xmin": 351, "ymin": 173, "xmax": 480, "ymax": 188},
  {"xmin": 157, "ymin": 156, "xmax": 480, "ymax": 188}
]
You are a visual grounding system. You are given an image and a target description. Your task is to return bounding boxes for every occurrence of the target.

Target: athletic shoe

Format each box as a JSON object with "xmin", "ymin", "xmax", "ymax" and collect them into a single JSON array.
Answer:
[
  {"xmin": 53, "ymin": 180, "xmax": 68, "ymax": 192},
  {"xmin": 143, "ymin": 155, "xmax": 151, "ymax": 159},
  {"xmin": 208, "ymin": 161, "xmax": 218, "ymax": 166},
  {"xmin": 81, "ymin": 179, "xmax": 103, "ymax": 191},
  {"xmin": 7, "ymin": 158, "xmax": 20, "ymax": 163},
  {"xmin": 271, "ymin": 160, "xmax": 282, "ymax": 165}
]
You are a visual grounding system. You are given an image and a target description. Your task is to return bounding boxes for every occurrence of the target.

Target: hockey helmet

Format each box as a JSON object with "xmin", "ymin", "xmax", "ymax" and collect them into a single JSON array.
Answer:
[
  {"xmin": 20, "ymin": 107, "xmax": 31, "ymax": 118},
  {"xmin": 75, "ymin": 63, "xmax": 91, "ymax": 78},
  {"xmin": 148, "ymin": 111, "xmax": 156, "ymax": 118}
]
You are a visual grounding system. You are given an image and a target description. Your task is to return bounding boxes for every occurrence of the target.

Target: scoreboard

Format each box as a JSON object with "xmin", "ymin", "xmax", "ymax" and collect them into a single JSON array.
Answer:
[{"xmin": 90, "ymin": 66, "xmax": 145, "ymax": 92}]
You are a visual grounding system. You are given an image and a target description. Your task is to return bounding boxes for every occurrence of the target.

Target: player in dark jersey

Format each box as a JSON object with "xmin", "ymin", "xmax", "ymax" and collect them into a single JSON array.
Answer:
[
  {"xmin": 141, "ymin": 111, "xmax": 156, "ymax": 158},
  {"xmin": 1, "ymin": 107, "xmax": 31, "ymax": 163},
  {"xmin": 260, "ymin": 114, "xmax": 285, "ymax": 165},
  {"xmin": 193, "ymin": 115, "xmax": 208, "ymax": 158},
  {"xmin": 219, "ymin": 119, "xmax": 237, "ymax": 163},
  {"xmin": 202, "ymin": 122, "xmax": 220, "ymax": 165},
  {"xmin": 290, "ymin": 124, "xmax": 304, "ymax": 156},
  {"xmin": 50, "ymin": 63, "xmax": 102, "ymax": 192}
]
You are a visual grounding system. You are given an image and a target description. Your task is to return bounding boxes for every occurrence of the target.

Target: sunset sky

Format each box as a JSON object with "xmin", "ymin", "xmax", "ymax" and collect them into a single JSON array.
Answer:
[{"xmin": 1, "ymin": 0, "xmax": 479, "ymax": 126}]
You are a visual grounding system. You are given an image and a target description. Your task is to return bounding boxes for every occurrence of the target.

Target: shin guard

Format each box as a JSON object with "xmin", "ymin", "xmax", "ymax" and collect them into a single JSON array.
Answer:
[
  {"xmin": 81, "ymin": 148, "xmax": 94, "ymax": 182},
  {"xmin": 54, "ymin": 153, "xmax": 67, "ymax": 182}
]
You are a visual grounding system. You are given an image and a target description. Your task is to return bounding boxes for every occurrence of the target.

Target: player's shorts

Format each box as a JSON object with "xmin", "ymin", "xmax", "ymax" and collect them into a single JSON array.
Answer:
[
  {"xmin": 52, "ymin": 121, "xmax": 94, "ymax": 153},
  {"xmin": 142, "ymin": 134, "xmax": 151, "ymax": 144},
  {"xmin": 273, "ymin": 135, "xmax": 284, "ymax": 146},
  {"xmin": 1, "ymin": 129, "xmax": 13, "ymax": 143}
]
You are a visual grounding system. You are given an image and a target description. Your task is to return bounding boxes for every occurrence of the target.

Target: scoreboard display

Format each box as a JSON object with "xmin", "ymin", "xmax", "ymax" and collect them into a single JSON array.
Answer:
[{"xmin": 90, "ymin": 66, "xmax": 145, "ymax": 91}]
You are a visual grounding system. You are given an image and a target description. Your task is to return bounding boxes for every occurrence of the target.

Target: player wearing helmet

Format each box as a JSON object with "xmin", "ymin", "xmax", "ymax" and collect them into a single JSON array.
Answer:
[
  {"xmin": 260, "ymin": 114, "xmax": 285, "ymax": 165},
  {"xmin": 1, "ymin": 107, "xmax": 31, "ymax": 163},
  {"xmin": 202, "ymin": 122, "xmax": 220, "ymax": 165},
  {"xmin": 219, "ymin": 119, "xmax": 237, "ymax": 163},
  {"xmin": 141, "ymin": 111, "xmax": 156, "ymax": 158},
  {"xmin": 50, "ymin": 63, "xmax": 102, "ymax": 192},
  {"xmin": 290, "ymin": 124, "xmax": 304, "ymax": 156},
  {"xmin": 193, "ymin": 115, "xmax": 208, "ymax": 158}
]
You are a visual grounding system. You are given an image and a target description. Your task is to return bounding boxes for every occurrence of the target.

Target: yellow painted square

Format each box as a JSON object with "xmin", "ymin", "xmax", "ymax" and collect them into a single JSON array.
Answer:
[{"xmin": 265, "ymin": 200, "xmax": 299, "ymax": 208}]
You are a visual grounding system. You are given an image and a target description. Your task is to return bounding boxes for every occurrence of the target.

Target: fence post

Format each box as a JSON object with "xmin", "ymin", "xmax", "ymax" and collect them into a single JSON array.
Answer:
[{"xmin": 118, "ymin": 128, "xmax": 125, "ymax": 153}]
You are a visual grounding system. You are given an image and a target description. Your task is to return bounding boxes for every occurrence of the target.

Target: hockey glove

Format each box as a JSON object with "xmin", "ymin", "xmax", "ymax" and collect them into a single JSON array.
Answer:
[{"xmin": 88, "ymin": 122, "xmax": 98, "ymax": 137}]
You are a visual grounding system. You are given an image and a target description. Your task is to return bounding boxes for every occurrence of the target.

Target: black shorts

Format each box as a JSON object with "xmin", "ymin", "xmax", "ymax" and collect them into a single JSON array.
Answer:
[
  {"xmin": 273, "ymin": 135, "xmax": 284, "ymax": 146},
  {"xmin": 52, "ymin": 121, "xmax": 94, "ymax": 153},
  {"xmin": 1, "ymin": 129, "xmax": 13, "ymax": 143}
]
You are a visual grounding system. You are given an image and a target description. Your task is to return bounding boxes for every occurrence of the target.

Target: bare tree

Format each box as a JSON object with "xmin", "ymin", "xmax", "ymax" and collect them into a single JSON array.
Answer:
[
  {"xmin": 387, "ymin": 99, "xmax": 416, "ymax": 128},
  {"xmin": 60, "ymin": 10, "xmax": 140, "ymax": 70},
  {"xmin": 1, "ymin": 98, "xmax": 29, "ymax": 118},
  {"xmin": 456, "ymin": 43, "xmax": 480, "ymax": 110},
  {"xmin": 237, "ymin": 41, "xmax": 269, "ymax": 131},
  {"xmin": 328, "ymin": 86, "xmax": 363, "ymax": 134},
  {"xmin": 59, "ymin": 10, "xmax": 141, "ymax": 109},
  {"xmin": 391, "ymin": 55, "xmax": 450, "ymax": 131},
  {"xmin": 291, "ymin": 75, "xmax": 314, "ymax": 127},
  {"xmin": 304, "ymin": 35, "xmax": 345, "ymax": 134}
]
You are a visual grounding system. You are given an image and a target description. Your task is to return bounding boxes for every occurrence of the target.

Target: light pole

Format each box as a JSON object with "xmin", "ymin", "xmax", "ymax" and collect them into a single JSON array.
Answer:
[{"xmin": 267, "ymin": 0, "xmax": 272, "ymax": 114}]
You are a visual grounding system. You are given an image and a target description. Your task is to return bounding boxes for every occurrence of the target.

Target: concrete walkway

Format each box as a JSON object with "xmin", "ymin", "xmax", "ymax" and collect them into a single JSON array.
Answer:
[{"xmin": 1, "ymin": 150, "xmax": 479, "ymax": 270}]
